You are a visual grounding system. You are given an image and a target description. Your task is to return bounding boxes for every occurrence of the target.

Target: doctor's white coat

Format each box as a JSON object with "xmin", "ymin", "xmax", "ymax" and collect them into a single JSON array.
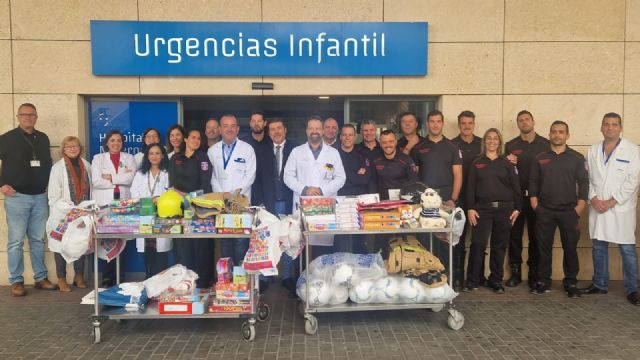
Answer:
[
  {"xmin": 587, "ymin": 137, "xmax": 640, "ymax": 244},
  {"xmin": 207, "ymin": 139, "xmax": 256, "ymax": 200},
  {"xmin": 284, "ymin": 143, "xmax": 346, "ymax": 246},
  {"xmin": 91, "ymin": 152, "xmax": 136, "ymax": 206}
]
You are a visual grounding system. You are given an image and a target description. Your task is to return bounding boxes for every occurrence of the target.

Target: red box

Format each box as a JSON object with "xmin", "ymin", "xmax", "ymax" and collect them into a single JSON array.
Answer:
[{"xmin": 158, "ymin": 301, "xmax": 193, "ymax": 314}]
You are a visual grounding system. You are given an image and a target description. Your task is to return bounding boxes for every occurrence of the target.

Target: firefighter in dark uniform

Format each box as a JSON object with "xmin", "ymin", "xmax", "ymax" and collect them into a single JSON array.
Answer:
[
  {"xmin": 464, "ymin": 128, "xmax": 521, "ymax": 294},
  {"xmin": 396, "ymin": 111, "xmax": 424, "ymax": 155},
  {"xmin": 504, "ymin": 110, "xmax": 550, "ymax": 288},
  {"xmin": 372, "ymin": 130, "xmax": 418, "ymax": 254},
  {"xmin": 337, "ymin": 124, "xmax": 375, "ymax": 254},
  {"xmin": 529, "ymin": 121, "xmax": 588, "ymax": 299},
  {"xmin": 357, "ymin": 119, "xmax": 384, "ymax": 163},
  {"xmin": 168, "ymin": 128, "xmax": 214, "ymax": 288},
  {"xmin": 372, "ymin": 130, "xmax": 418, "ymax": 201},
  {"xmin": 451, "ymin": 110, "xmax": 483, "ymax": 290},
  {"xmin": 410, "ymin": 110, "xmax": 463, "ymax": 264}
]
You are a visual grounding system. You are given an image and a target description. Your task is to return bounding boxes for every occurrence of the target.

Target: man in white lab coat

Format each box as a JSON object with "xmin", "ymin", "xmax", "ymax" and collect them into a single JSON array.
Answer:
[
  {"xmin": 207, "ymin": 114, "xmax": 257, "ymax": 266},
  {"xmin": 284, "ymin": 116, "xmax": 346, "ymax": 252},
  {"xmin": 581, "ymin": 112, "xmax": 640, "ymax": 305}
]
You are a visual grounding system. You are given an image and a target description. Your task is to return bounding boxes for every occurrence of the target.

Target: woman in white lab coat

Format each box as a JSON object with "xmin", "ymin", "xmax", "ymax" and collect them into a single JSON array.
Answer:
[
  {"xmin": 166, "ymin": 124, "xmax": 185, "ymax": 159},
  {"xmin": 131, "ymin": 143, "xmax": 172, "ymax": 278},
  {"xmin": 91, "ymin": 130, "xmax": 136, "ymax": 286},
  {"xmin": 47, "ymin": 136, "xmax": 92, "ymax": 292},
  {"xmin": 134, "ymin": 128, "xmax": 162, "ymax": 169}
]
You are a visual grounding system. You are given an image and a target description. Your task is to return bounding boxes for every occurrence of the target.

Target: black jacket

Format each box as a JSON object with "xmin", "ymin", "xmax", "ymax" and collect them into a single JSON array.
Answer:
[{"xmin": 252, "ymin": 140, "xmax": 297, "ymax": 215}]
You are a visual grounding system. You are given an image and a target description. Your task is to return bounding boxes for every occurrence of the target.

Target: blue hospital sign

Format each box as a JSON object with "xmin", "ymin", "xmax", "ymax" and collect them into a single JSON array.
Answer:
[{"xmin": 90, "ymin": 21, "xmax": 428, "ymax": 76}]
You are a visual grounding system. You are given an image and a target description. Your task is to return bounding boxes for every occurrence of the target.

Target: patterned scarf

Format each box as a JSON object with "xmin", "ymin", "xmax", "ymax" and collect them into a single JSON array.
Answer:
[{"xmin": 64, "ymin": 156, "xmax": 90, "ymax": 205}]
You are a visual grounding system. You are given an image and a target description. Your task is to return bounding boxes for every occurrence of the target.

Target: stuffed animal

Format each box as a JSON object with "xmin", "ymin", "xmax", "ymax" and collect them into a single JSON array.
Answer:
[{"xmin": 413, "ymin": 188, "xmax": 447, "ymax": 228}]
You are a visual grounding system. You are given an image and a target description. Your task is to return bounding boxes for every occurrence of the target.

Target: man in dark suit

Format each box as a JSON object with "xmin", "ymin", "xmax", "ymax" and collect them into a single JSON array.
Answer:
[{"xmin": 252, "ymin": 118, "xmax": 298, "ymax": 296}]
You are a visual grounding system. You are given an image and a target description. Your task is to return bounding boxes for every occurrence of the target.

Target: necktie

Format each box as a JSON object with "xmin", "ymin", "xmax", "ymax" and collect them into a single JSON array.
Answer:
[{"xmin": 275, "ymin": 145, "xmax": 282, "ymax": 178}]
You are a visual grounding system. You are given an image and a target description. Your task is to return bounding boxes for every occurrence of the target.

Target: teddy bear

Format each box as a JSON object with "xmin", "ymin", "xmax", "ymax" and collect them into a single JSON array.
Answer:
[{"xmin": 413, "ymin": 188, "xmax": 448, "ymax": 228}]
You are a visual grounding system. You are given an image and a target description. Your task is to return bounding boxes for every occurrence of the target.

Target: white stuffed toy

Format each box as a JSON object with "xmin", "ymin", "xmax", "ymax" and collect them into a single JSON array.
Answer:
[{"xmin": 413, "ymin": 188, "xmax": 448, "ymax": 228}]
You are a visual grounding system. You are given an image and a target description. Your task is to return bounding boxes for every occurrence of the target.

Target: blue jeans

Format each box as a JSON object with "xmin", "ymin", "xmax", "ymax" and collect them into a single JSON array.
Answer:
[
  {"xmin": 4, "ymin": 193, "xmax": 49, "ymax": 284},
  {"xmin": 592, "ymin": 239, "xmax": 638, "ymax": 294},
  {"xmin": 220, "ymin": 238, "xmax": 249, "ymax": 266}
]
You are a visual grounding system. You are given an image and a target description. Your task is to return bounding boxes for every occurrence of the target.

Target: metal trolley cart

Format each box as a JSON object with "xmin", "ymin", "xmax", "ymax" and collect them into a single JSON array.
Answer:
[
  {"xmin": 89, "ymin": 232, "xmax": 271, "ymax": 344},
  {"xmin": 299, "ymin": 223, "xmax": 465, "ymax": 334}
]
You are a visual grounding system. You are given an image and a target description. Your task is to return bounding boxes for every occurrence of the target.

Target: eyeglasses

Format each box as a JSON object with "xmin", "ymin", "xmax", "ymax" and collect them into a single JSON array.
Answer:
[
  {"xmin": 64, "ymin": 145, "xmax": 80, "ymax": 150},
  {"xmin": 18, "ymin": 113, "xmax": 37, "ymax": 117}
]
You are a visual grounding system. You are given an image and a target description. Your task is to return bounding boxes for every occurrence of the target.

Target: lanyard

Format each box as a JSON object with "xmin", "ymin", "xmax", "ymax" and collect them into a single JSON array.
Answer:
[
  {"xmin": 21, "ymin": 132, "xmax": 38, "ymax": 160},
  {"xmin": 602, "ymin": 138, "xmax": 621, "ymax": 165},
  {"xmin": 222, "ymin": 141, "xmax": 237, "ymax": 170},
  {"xmin": 148, "ymin": 171, "xmax": 161, "ymax": 196}
]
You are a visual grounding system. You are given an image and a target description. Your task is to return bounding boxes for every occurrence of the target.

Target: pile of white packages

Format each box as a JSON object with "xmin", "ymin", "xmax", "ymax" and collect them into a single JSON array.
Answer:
[{"xmin": 296, "ymin": 252, "xmax": 457, "ymax": 306}]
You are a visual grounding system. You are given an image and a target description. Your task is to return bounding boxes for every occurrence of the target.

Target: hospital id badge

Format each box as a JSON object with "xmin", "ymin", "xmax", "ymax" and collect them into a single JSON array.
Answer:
[{"xmin": 30, "ymin": 160, "xmax": 41, "ymax": 167}]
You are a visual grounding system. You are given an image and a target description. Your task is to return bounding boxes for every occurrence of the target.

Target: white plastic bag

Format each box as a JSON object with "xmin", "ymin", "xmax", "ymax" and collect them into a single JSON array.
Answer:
[
  {"xmin": 60, "ymin": 215, "xmax": 94, "ymax": 263},
  {"xmin": 244, "ymin": 209, "xmax": 283, "ymax": 276},
  {"xmin": 143, "ymin": 264, "xmax": 199, "ymax": 299}
]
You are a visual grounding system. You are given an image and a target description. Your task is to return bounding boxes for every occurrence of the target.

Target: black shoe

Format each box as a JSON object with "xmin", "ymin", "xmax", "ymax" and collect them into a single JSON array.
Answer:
[
  {"xmin": 627, "ymin": 292, "xmax": 640, "ymax": 305},
  {"xmin": 527, "ymin": 268, "xmax": 538, "ymax": 289},
  {"xmin": 566, "ymin": 285, "xmax": 581, "ymax": 299},
  {"xmin": 505, "ymin": 265, "xmax": 521, "ymax": 287},
  {"xmin": 579, "ymin": 283, "xmax": 608, "ymax": 295},
  {"xmin": 486, "ymin": 281, "xmax": 505, "ymax": 294},
  {"xmin": 478, "ymin": 277, "xmax": 488, "ymax": 287},
  {"xmin": 529, "ymin": 282, "xmax": 550, "ymax": 295},
  {"xmin": 102, "ymin": 278, "xmax": 115, "ymax": 288},
  {"xmin": 462, "ymin": 282, "xmax": 478, "ymax": 293}
]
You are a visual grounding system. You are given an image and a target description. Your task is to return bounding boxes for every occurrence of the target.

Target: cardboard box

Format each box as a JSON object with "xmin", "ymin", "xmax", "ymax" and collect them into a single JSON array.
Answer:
[
  {"xmin": 158, "ymin": 293, "xmax": 210, "ymax": 315},
  {"xmin": 209, "ymin": 299, "xmax": 251, "ymax": 313},
  {"xmin": 215, "ymin": 213, "xmax": 253, "ymax": 229},
  {"xmin": 152, "ymin": 224, "xmax": 182, "ymax": 234}
]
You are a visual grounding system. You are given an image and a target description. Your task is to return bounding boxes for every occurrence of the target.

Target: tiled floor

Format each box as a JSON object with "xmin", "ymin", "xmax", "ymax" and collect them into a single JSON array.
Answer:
[{"xmin": 1, "ymin": 281, "xmax": 639, "ymax": 359}]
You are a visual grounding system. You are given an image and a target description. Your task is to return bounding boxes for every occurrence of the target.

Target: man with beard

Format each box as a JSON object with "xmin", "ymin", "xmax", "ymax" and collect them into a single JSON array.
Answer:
[
  {"xmin": 284, "ymin": 116, "xmax": 346, "ymax": 255},
  {"xmin": 372, "ymin": 130, "xmax": 418, "ymax": 254},
  {"xmin": 504, "ymin": 110, "xmax": 550, "ymax": 289},
  {"xmin": 323, "ymin": 117, "xmax": 341, "ymax": 149},
  {"xmin": 245, "ymin": 111, "xmax": 269, "ymax": 150},
  {"xmin": 529, "ymin": 121, "xmax": 588, "ymax": 299}
]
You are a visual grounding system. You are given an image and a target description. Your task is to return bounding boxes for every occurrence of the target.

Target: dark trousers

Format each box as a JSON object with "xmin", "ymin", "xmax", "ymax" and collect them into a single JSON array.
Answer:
[
  {"xmin": 102, "ymin": 251, "xmax": 127, "ymax": 284},
  {"xmin": 54, "ymin": 253, "xmax": 85, "ymax": 278},
  {"xmin": 220, "ymin": 238, "xmax": 249, "ymax": 266},
  {"xmin": 143, "ymin": 249, "xmax": 169, "ymax": 279},
  {"xmin": 466, "ymin": 205, "xmax": 513, "ymax": 285},
  {"xmin": 175, "ymin": 238, "xmax": 214, "ymax": 288},
  {"xmin": 508, "ymin": 198, "xmax": 538, "ymax": 268},
  {"xmin": 334, "ymin": 234, "xmax": 368, "ymax": 254},
  {"xmin": 534, "ymin": 206, "xmax": 580, "ymax": 288}
]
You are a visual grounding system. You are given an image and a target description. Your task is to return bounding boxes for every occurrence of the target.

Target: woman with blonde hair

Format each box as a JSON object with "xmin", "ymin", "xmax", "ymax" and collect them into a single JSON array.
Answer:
[
  {"xmin": 464, "ymin": 128, "xmax": 521, "ymax": 294},
  {"xmin": 47, "ymin": 136, "xmax": 92, "ymax": 292}
]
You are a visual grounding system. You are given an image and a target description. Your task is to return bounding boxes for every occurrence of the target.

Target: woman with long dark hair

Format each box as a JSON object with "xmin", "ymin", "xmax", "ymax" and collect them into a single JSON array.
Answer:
[
  {"xmin": 131, "ymin": 143, "xmax": 171, "ymax": 277},
  {"xmin": 166, "ymin": 124, "xmax": 185, "ymax": 159}
]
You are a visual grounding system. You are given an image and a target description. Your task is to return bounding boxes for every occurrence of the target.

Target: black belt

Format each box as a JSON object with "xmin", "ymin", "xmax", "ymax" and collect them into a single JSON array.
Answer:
[{"xmin": 481, "ymin": 201, "xmax": 513, "ymax": 208}]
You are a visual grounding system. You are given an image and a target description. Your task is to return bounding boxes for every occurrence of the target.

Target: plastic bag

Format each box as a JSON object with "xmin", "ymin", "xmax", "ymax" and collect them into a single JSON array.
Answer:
[
  {"xmin": 60, "ymin": 215, "xmax": 95, "ymax": 263},
  {"xmin": 243, "ymin": 208, "xmax": 283, "ymax": 276},
  {"xmin": 97, "ymin": 238, "xmax": 126, "ymax": 262},
  {"xmin": 351, "ymin": 274, "xmax": 458, "ymax": 304},
  {"xmin": 98, "ymin": 282, "xmax": 148, "ymax": 310},
  {"xmin": 296, "ymin": 252, "xmax": 388, "ymax": 306},
  {"xmin": 279, "ymin": 212, "xmax": 303, "ymax": 259},
  {"xmin": 143, "ymin": 264, "xmax": 199, "ymax": 299}
]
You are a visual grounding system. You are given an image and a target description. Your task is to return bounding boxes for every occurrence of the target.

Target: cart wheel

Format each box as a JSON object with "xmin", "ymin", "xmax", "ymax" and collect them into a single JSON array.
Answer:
[
  {"xmin": 429, "ymin": 304, "xmax": 445, "ymax": 313},
  {"xmin": 93, "ymin": 326, "xmax": 101, "ymax": 344},
  {"xmin": 304, "ymin": 314, "xmax": 318, "ymax": 335},
  {"xmin": 241, "ymin": 321, "xmax": 256, "ymax": 342},
  {"xmin": 257, "ymin": 302, "xmax": 271, "ymax": 322},
  {"xmin": 447, "ymin": 309, "xmax": 465, "ymax": 331}
]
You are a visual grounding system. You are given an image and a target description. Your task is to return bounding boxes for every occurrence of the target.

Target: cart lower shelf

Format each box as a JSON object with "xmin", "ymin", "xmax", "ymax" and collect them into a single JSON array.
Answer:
[{"xmin": 299, "ymin": 301, "xmax": 464, "ymax": 334}]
